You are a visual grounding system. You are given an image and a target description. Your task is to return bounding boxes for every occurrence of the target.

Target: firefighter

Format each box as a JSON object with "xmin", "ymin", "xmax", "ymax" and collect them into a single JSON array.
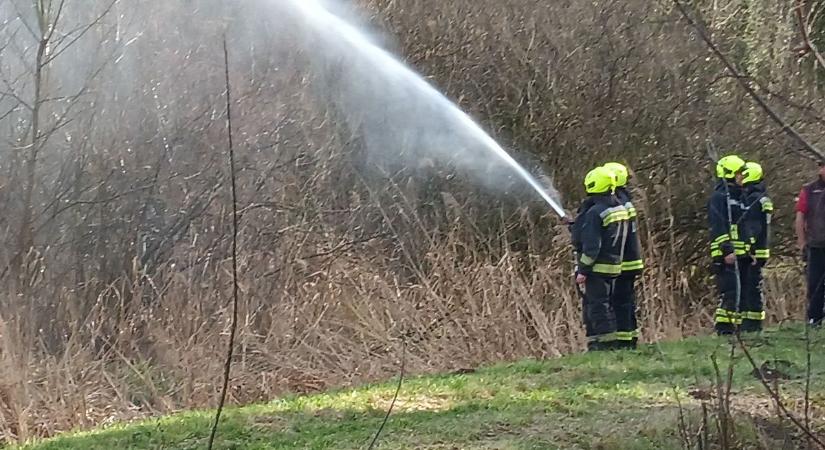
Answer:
[
  {"xmin": 603, "ymin": 162, "xmax": 643, "ymax": 349},
  {"xmin": 741, "ymin": 162, "xmax": 772, "ymax": 332},
  {"xmin": 708, "ymin": 155, "xmax": 748, "ymax": 335},
  {"xmin": 572, "ymin": 166, "xmax": 629, "ymax": 351}
]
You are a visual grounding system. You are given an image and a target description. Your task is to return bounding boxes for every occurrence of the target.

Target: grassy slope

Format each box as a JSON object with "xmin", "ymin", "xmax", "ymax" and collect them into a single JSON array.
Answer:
[{"xmin": 16, "ymin": 325, "xmax": 825, "ymax": 450}]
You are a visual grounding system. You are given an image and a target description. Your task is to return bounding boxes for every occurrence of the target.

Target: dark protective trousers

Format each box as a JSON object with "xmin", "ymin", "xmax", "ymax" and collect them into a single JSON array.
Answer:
[
  {"xmin": 611, "ymin": 274, "xmax": 638, "ymax": 348},
  {"xmin": 741, "ymin": 263, "xmax": 764, "ymax": 333},
  {"xmin": 583, "ymin": 274, "xmax": 618, "ymax": 351},
  {"xmin": 714, "ymin": 259, "xmax": 749, "ymax": 335},
  {"xmin": 808, "ymin": 247, "xmax": 825, "ymax": 325}
]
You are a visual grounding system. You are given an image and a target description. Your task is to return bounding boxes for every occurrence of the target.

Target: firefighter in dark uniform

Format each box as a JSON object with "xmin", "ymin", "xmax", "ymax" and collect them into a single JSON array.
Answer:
[
  {"xmin": 603, "ymin": 162, "xmax": 643, "ymax": 349},
  {"xmin": 708, "ymin": 155, "xmax": 748, "ymax": 335},
  {"xmin": 741, "ymin": 162, "xmax": 772, "ymax": 332},
  {"xmin": 572, "ymin": 166, "xmax": 629, "ymax": 351}
]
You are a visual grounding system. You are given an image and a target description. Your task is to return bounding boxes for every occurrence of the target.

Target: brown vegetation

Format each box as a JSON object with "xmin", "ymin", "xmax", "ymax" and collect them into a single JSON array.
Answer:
[{"xmin": 0, "ymin": 0, "xmax": 819, "ymax": 443}]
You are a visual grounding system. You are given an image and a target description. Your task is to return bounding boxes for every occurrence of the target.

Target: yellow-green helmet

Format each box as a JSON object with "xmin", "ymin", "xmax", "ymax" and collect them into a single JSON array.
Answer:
[
  {"xmin": 584, "ymin": 166, "xmax": 617, "ymax": 194},
  {"xmin": 602, "ymin": 162, "xmax": 629, "ymax": 187},
  {"xmin": 715, "ymin": 155, "xmax": 746, "ymax": 179},
  {"xmin": 742, "ymin": 162, "xmax": 763, "ymax": 184}
]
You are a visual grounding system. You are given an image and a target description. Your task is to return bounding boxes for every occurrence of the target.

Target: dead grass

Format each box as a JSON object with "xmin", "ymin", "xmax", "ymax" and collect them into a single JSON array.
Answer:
[
  {"xmin": 0, "ymin": 0, "xmax": 814, "ymax": 445},
  {"xmin": 0, "ymin": 219, "xmax": 808, "ymax": 444}
]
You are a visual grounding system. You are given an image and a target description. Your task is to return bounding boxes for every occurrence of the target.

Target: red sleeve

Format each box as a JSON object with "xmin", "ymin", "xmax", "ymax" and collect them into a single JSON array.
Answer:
[{"xmin": 797, "ymin": 187, "xmax": 809, "ymax": 214}]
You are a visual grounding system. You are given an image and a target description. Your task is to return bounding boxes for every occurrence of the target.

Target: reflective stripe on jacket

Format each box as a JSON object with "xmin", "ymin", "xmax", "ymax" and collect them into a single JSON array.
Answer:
[{"xmin": 572, "ymin": 193, "xmax": 630, "ymax": 277}]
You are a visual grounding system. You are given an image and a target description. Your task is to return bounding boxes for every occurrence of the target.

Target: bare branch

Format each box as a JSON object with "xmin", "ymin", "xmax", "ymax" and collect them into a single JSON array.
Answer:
[
  {"xmin": 795, "ymin": 0, "xmax": 825, "ymax": 75},
  {"xmin": 9, "ymin": 0, "xmax": 39, "ymax": 41},
  {"xmin": 0, "ymin": 87, "xmax": 33, "ymax": 111},
  {"xmin": 0, "ymin": 105, "xmax": 20, "ymax": 122},
  {"xmin": 42, "ymin": 0, "xmax": 66, "ymax": 47},
  {"xmin": 672, "ymin": 0, "xmax": 825, "ymax": 162},
  {"xmin": 44, "ymin": 0, "xmax": 118, "ymax": 66},
  {"xmin": 735, "ymin": 334, "xmax": 825, "ymax": 448}
]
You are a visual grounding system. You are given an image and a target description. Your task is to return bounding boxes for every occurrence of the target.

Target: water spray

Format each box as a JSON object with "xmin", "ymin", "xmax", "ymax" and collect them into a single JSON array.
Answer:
[{"xmin": 284, "ymin": 0, "xmax": 567, "ymax": 219}]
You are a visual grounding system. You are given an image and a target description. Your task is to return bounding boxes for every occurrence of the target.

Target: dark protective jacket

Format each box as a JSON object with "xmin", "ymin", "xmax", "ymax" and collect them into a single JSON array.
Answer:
[
  {"xmin": 615, "ymin": 187, "xmax": 644, "ymax": 274},
  {"xmin": 572, "ymin": 193, "xmax": 629, "ymax": 277},
  {"xmin": 742, "ymin": 181, "xmax": 772, "ymax": 262},
  {"xmin": 707, "ymin": 181, "xmax": 747, "ymax": 259}
]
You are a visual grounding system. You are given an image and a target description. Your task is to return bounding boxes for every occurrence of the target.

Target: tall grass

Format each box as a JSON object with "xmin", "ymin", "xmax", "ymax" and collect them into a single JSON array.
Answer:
[
  {"xmin": 0, "ymin": 0, "xmax": 815, "ymax": 444},
  {"xmin": 0, "ymin": 207, "xmax": 806, "ymax": 443}
]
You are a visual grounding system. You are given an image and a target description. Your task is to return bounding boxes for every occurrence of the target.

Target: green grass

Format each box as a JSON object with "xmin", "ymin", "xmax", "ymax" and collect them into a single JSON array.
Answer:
[{"xmin": 15, "ymin": 324, "xmax": 825, "ymax": 449}]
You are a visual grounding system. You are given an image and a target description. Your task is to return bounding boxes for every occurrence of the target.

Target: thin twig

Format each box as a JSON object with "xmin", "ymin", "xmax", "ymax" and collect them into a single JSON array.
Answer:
[
  {"xmin": 795, "ymin": 0, "xmax": 825, "ymax": 74},
  {"xmin": 672, "ymin": 0, "xmax": 825, "ymax": 162},
  {"xmin": 674, "ymin": 387, "xmax": 692, "ymax": 449},
  {"xmin": 207, "ymin": 36, "xmax": 241, "ymax": 450},
  {"xmin": 701, "ymin": 402, "xmax": 710, "ymax": 450},
  {"xmin": 711, "ymin": 353, "xmax": 730, "ymax": 449},
  {"xmin": 735, "ymin": 334, "xmax": 825, "ymax": 448},
  {"xmin": 724, "ymin": 341, "xmax": 736, "ymax": 449},
  {"xmin": 367, "ymin": 339, "xmax": 407, "ymax": 450},
  {"xmin": 806, "ymin": 322, "xmax": 813, "ymax": 449}
]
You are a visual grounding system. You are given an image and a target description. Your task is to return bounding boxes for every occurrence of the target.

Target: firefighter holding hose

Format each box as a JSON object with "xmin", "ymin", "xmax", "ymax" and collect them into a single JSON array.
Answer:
[{"xmin": 570, "ymin": 167, "xmax": 630, "ymax": 351}]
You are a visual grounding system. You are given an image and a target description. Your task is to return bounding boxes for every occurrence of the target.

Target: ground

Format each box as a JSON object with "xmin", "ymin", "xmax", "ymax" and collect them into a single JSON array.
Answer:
[{"xmin": 14, "ymin": 325, "xmax": 825, "ymax": 450}]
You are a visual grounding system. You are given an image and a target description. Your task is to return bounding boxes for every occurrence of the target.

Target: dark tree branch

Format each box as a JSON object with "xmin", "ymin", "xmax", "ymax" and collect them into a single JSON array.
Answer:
[
  {"xmin": 44, "ymin": 0, "xmax": 118, "ymax": 66},
  {"xmin": 368, "ymin": 339, "xmax": 406, "ymax": 450},
  {"xmin": 207, "ymin": 36, "xmax": 241, "ymax": 450},
  {"xmin": 672, "ymin": 0, "xmax": 825, "ymax": 162},
  {"xmin": 796, "ymin": 0, "xmax": 825, "ymax": 74},
  {"xmin": 735, "ymin": 333, "xmax": 825, "ymax": 448},
  {"xmin": 10, "ymin": 0, "xmax": 39, "ymax": 41}
]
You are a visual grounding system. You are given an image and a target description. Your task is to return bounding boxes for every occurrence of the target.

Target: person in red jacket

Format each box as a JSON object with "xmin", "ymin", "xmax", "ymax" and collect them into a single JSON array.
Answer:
[{"xmin": 796, "ymin": 161, "xmax": 825, "ymax": 325}]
